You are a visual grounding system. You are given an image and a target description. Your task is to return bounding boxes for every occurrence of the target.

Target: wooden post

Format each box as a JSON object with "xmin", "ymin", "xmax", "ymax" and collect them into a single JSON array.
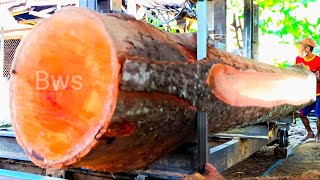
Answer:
[
  {"xmin": 213, "ymin": 0, "xmax": 226, "ymax": 45},
  {"xmin": 112, "ymin": 0, "xmax": 122, "ymax": 13},
  {"xmin": 253, "ymin": 3, "xmax": 259, "ymax": 60},
  {"xmin": 207, "ymin": 1, "xmax": 215, "ymax": 32},
  {"xmin": 243, "ymin": 0, "xmax": 253, "ymax": 59}
]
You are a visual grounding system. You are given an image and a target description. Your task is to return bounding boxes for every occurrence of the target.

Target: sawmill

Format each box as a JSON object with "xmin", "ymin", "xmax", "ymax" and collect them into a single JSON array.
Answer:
[{"xmin": 0, "ymin": 0, "xmax": 319, "ymax": 179}]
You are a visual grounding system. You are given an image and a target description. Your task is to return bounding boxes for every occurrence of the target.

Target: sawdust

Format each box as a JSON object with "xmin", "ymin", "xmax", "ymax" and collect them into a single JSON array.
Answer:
[
  {"xmin": 222, "ymin": 119, "xmax": 319, "ymax": 180},
  {"xmin": 269, "ymin": 142, "xmax": 320, "ymax": 177}
]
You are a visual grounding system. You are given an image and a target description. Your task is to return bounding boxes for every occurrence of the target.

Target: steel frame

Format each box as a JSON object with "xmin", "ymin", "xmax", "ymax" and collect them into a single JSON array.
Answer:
[{"xmin": 0, "ymin": 115, "xmax": 292, "ymax": 180}]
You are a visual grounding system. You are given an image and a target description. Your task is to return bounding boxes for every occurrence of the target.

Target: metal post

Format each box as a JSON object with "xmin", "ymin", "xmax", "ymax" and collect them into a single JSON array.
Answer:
[
  {"xmin": 79, "ymin": 0, "xmax": 86, "ymax": 7},
  {"xmin": 197, "ymin": 111, "xmax": 208, "ymax": 173},
  {"xmin": 243, "ymin": 0, "xmax": 253, "ymax": 59},
  {"xmin": 197, "ymin": 0, "xmax": 208, "ymax": 60},
  {"xmin": 88, "ymin": 0, "xmax": 97, "ymax": 11},
  {"xmin": 79, "ymin": 0, "xmax": 97, "ymax": 11}
]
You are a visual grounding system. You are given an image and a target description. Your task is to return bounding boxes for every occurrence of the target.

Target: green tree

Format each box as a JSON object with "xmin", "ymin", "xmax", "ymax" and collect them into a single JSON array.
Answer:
[{"xmin": 257, "ymin": 0, "xmax": 320, "ymax": 54}]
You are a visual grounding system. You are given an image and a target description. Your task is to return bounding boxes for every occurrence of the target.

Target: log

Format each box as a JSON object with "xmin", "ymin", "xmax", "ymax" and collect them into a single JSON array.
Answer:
[{"xmin": 9, "ymin": 7, "xmax": 315, "ymax": 172}]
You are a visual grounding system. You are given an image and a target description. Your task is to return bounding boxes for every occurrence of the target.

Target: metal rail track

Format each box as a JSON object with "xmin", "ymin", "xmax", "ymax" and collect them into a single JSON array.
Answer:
[
  {"xmin": 261, "ymin": 139, "xmax": 304, "ymax": 177},
  {"xmin": 0, "ymin": 121, "xmax": 290, "ymax": 180},
  {"xmin": 0, "ymin": 128, "xmax": 30, "ymax": 161},
  {"xmin": 0, "ymin": 128, "xmax": 190, "ymax": 179},
  {"xmin": 0, "ymin": 128, "xmax": 65, "ymax": 179},
  {"xmin": 0, "ymin": 169, "xmax": 63, "ymax": 180}
]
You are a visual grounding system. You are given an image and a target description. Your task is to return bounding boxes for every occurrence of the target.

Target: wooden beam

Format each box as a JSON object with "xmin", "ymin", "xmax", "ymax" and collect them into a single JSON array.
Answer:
[
  {"xmin": 18, "ymin": 19, "xmax": 41, "ymax": 25},
  {"xmin": 3, "ymin": 28, "xmax": 33, "ymax": 35}
]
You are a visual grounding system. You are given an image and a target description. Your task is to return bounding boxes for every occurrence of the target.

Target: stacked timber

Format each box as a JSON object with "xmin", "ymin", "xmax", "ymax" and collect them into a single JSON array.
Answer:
[{"xmin": 9, "ymin": 7, "xmax": 315, "ymax": 172}]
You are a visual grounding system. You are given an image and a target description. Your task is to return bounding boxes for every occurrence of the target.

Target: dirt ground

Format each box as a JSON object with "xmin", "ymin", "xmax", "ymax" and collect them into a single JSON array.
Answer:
[
  {"xmin": 269, "ymin": 142, "xmax": 320, "ymax": 177},
  {"xmin": 222, "ymin": 119, "xmax": 320, "ymax": 180},
  {"xmin": 222, "ymin": 145, "xmax": 279, "ymax": 179}
]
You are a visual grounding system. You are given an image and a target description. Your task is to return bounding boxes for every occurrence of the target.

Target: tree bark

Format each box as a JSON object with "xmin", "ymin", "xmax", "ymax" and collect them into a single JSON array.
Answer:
[{"xmin": 9, "ymin": 7, "xmax": 315, "ymax": 172}]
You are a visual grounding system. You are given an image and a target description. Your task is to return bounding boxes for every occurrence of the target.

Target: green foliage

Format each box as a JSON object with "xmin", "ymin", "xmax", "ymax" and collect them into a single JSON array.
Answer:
[
  {"xmin": 144, "ymin": 12, "xmax": 185, "ymax": 33},
  {"xmin": 189, "ymin": 28, "xmax": 198, "ymax": 33},
  {"xmin": 273, "ymin": 59, "xmax": 292, "ymax": 68},
  {"xmin": 257, "ymin": 0, "xmax": 320, "ymax": 54},
  {"xmin": 143, "ymin": 1, "xmax": 197, "ymax": 33},
  {"xmin": 0, "ymin": 123, "xmax": 11, "ymax": 128},
  {"xmin": 145, "ymin": 14, "xmax": 165, "ymax": 31}
]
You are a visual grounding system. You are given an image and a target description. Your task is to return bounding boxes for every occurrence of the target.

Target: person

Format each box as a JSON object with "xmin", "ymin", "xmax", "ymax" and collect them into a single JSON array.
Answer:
[{"xmin": 294, "ymin": 37, "xmax": 320, "ymax": 142}]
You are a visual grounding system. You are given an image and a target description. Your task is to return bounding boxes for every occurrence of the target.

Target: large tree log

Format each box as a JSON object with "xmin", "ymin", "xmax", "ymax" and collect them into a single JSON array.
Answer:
[{"xmin": 9, "ymin": 7, "xmax": 315, "ymax": 172}]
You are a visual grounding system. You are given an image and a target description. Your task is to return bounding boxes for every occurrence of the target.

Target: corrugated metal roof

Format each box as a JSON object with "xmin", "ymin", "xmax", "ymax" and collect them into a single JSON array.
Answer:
[
  {"xmin": 0, "ymin": 0, "xmax": 78, "ymax": 7},
  {"xmin": 0, "ymin": 8, "xmax": 33, "ymax": 30},
  {"xmin": 0, "ymin": 0, "xmax": 26, "ymax": 11},
  {"xmin": 26, "ymin": 0, "xmax": 78, "ymax": 6},
  {"xmin": 0, "ymin": 0, "xmax": 25, "ymax": 5}
]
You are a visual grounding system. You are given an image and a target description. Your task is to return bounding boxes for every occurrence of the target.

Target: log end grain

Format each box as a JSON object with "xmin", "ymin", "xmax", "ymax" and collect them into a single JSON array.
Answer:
[{"xmin": 10, "ymin": 7, "xmax": 120, "ymax": 168}]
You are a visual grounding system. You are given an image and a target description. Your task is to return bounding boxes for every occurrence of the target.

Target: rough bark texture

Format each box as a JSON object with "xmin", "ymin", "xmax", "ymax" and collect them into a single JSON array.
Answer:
[
  {"xmin": 73, "ymin": 91, "xmax": 197, "ymax": 171},
  {"xmin": 120, "ymin": 55, "xmax": 314, "ymax": 133},
  {"xmin": 9, "ymin": 7, "xmax": 315, "ymax": 173},
  {"xmin": 97, "ymin": 11, "xmax": 197, "ymax": 64}
]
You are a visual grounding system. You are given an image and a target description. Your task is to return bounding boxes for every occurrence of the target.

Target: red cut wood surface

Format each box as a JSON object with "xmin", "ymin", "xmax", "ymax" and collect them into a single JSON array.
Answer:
[{"xmin": 10, "ymin": 7, "xmax": 315, "ymax": 172}]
